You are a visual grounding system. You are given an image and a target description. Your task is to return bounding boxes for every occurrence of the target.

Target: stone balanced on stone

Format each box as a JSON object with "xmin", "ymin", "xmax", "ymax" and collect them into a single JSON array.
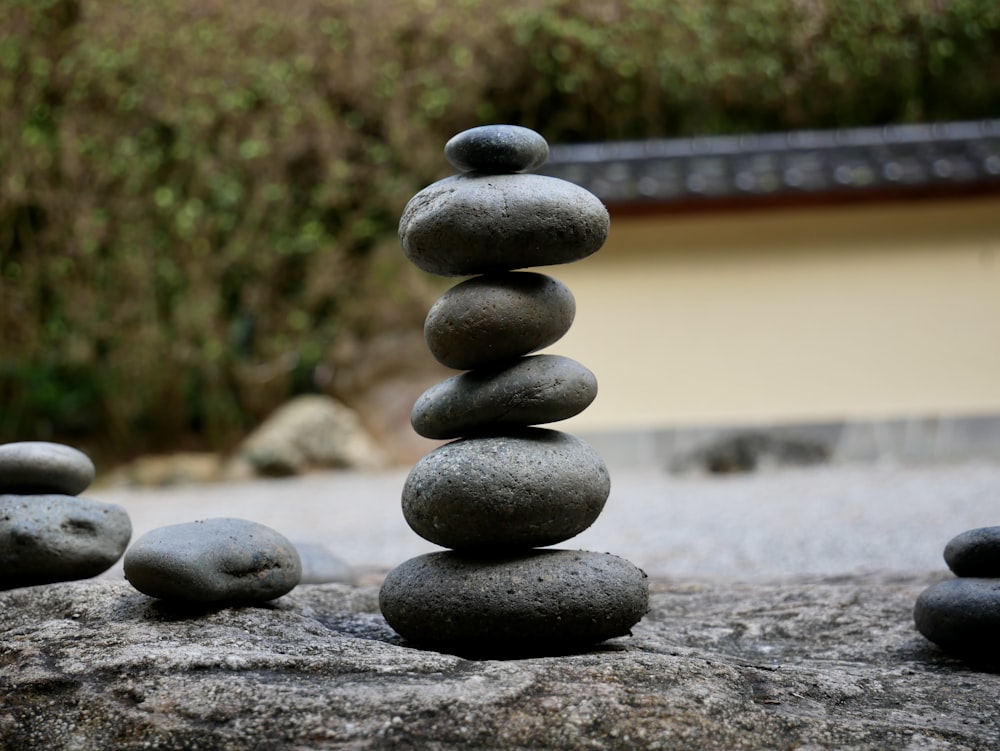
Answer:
[
  {"xmin": 379, "ymin": 125, "xmax": 648, "ymax": 656},
  {"xmin": 0, "ymin": 441, "xmax": 132, "ymax": 589},
  {"xmin": 914, "ymin": 526, "xmax": 1000, "ymax": 665}
]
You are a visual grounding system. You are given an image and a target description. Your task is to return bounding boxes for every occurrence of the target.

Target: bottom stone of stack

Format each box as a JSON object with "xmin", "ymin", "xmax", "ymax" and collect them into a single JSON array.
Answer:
[
  {"xmin": 914, "ymin": 577, "xmax": 1000, "ymax": 664},
  {"xmin": 379, "ymin": 549, "xmax": 648, "ymax": 656}
]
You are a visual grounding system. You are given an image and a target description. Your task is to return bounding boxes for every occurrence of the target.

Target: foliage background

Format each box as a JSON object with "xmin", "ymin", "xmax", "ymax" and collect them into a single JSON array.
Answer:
[{"xmin": 2, "ymin": 0, "xmax": 999, "ymax": 462}]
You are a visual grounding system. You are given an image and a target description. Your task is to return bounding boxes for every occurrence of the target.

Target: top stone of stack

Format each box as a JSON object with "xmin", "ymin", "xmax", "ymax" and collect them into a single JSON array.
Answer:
[
  {"xmin": 399, "ymin": 125, "xmax": 610, "ymax": 277},
  {"xmin": 444, "ymin": 125, "xmax": 549, "ymax": 174},
  {"xmin": 0, "ymin": 441, "xmax": 95, "ymax": 496}
]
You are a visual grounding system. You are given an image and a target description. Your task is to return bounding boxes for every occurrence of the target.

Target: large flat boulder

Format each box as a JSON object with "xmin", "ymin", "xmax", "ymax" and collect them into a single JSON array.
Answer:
[{"xmin": 0, "ymin": 574, "xmax": 995, "ymax": 750}]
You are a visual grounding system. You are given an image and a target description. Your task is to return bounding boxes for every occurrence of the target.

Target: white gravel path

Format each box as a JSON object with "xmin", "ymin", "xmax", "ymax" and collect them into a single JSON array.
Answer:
[{"xmin": 96, "ymin": 461, "xmax": 1000, "ymax": 582}]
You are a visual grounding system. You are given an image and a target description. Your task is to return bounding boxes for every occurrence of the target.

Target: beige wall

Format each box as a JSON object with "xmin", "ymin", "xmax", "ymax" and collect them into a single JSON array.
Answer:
[{"xmin": 534, "ymin": 195, "xmax": 1000, "ymax": 433}]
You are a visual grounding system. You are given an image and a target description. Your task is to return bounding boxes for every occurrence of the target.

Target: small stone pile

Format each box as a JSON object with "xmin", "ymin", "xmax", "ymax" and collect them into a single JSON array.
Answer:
[
  {"xmin": 914, "ymin": 526, "xmax": 1000, "ymax": 665},
  {"xmin": 0, "ymin": 441, "xmax": 131, "ymax": 589},
  {"xmin": 124, "ymin": 518, "xmax": 302, "ymax": 604},
  {"xmin": 379, "ymin": 125, "xmax": 648, "ymax": 656}
]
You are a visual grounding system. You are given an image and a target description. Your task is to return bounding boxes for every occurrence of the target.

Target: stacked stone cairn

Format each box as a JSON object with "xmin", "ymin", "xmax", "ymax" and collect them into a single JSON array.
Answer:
[
  {"xmin": 914, "ymin": 526, "xmax": 1000, "ymax": 665},
  {"xmin": 0, "ymin": 441, "xmax": 131, "ymax": 590},
  {"xmin": 379, "ymin": 125, "xmax": 649, "ymax": 656}
]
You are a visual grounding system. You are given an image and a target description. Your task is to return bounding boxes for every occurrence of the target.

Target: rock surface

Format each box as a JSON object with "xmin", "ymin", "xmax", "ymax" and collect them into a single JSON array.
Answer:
[
  {"xmin": 0, "ymin": 441, "xmax": 95, "ymax": 495},
  {"xmin": 123, "ymin": 518, "xmax": 301, "ymax": 602},
  {"xmin": 410, "ymin": 355, "xmax": 597, "ymax": 439},
  {"xmin": 379, "ymin": 550, "xmax": 648, "ymax": 655},
  {"xmin": 399, "ymin": 173, "xmax": 610, "ymax": 276},
  {"xmin": 423, "ymin": 271, "xmax": 576, "ymax": 370},
  {"xmin": 0, "ymin": 494, "xmax": 132, "ymax": 589},
  {"xmin": 401, "ymin": 429, "xmax": 610, "ymax": 549},
  {"xmin": 1, "ymin": 574, "xmax": 997, "ymax": 750},
  {"xmin": 944, "ymin": 526, "xmax": 1000, "ymax": 576}
]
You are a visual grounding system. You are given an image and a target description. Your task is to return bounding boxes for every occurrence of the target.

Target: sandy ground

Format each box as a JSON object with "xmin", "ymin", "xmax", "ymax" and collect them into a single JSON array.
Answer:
[{"xmin": 95, "ymin": 460, "xmax": 1000, "ymax": 583}]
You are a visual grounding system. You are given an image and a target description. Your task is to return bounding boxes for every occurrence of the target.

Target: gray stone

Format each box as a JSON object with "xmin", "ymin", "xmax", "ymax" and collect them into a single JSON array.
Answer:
[
  {"xmin": 402, "ymin": 428, "xmax": 609, "ymax": 549},
  {"xmin": 378, "ymin": 549, "xmax": 648, "ymax": 655},
  {"xmin": 0, "ymin": 441, "xmax": 95, "ymax": 496},
  {"xmin": 2, "ymin": 574, "xmax": 999, "ymax": 749},
  {"xmin": 444, "ymin": 124, "xmax": 549, "ymax": 174},
  {"xmin": 944, "ymin": 526, "xmax": 1000, "ymax": 576},
  {"xmin": 123, "ymin": 518, "xmax": 301, "ymax": 602},
  {"xmin": 232, "ymin": 394, "xmax": 387, "ymax": 477},
  {"xmin": 399, "ymin": 173, "xmax": 609, "ymax": 276},
  {"xmin": 424, "ymin": 271, "xmax": 576, "ymax": 370},
  {"xmin": 0, "ymin": 494, "xmax": 131, "ymax": 589},
  {"xmin": 411, "ymin": 355, "xmax": 597, "ymax": 439},
  {"xmin": 294, "ymin": 542, "xmax": 357, "ymax": 585},
  {"xmin": 914, "ymin": 577, "xmax": 1000, "ymax": 664}
]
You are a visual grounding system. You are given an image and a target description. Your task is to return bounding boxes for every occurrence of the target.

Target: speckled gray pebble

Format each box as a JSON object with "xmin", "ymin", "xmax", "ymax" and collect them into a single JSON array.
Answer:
[
  {"xmin": 943, "ymin": 526, "xmax": 1000, "ymax": 577},
  {"xmin": 0, "ymin": 441, "xmax": 95, "ymax": 496},
  {"xmin": 123, "ymin": 518, "xmax": 301, "ymax": 602},
  {"xmin": 444, "ymin": 125, "xmax": 549, "ymax": 174},
  {"xmin": 0, "ymin": 494, "xmax": 131, "ymax": 589},
  {"xmin": 399, "ymin": 173, "xmax": 609, "ymax": 276},
  {"xmin": 379, "ymin": 549, "xmax": 649, "ymax": 655},
  {"xmin": 402, "ymin": 428, "xmax": 609, "ymax": 549},
  {"xmin": 411, "ymin": 355, "xmax": 597, "ymax": 440},
  {"xmin": 294, "ymin": 542, "xmax": 356, "ymax": 585},
  {"xmin": 914, "ymin": 577, "xmax": 1000, "ymax": 661},
  {"xmin": 424, "ymin": 272, "xmax": 575, "ymax": 370}
]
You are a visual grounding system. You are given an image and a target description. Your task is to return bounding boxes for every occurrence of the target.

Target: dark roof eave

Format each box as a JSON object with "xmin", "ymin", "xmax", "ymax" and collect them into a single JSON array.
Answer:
[{"xmin": 539, "ymin": 119, "xmax": 1000, "ymax": 210}]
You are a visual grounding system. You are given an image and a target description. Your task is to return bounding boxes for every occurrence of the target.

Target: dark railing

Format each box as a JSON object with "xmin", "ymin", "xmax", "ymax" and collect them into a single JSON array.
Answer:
[{"xmin": 540, "ymin": 120, "xmax": 1000, "ymax": 206}]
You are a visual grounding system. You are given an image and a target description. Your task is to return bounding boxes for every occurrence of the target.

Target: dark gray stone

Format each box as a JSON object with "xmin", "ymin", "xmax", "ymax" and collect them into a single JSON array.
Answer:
[
  {"xmin": 402, "ymin": 428, "xmax": 609, "ymax": 550},
  {"xmin": 424, "ymin": 271, "xmax": 576, "ymax": 370},
  {"xmin": 0, "ymin": 494, "xmax": 131, "ymax": 589},
  {"xmin": 944, "ymin": 526, "xmax": 1000, "ymax": 577},
  {"xmin": 123, "ymin": 518, "xmax": 301, "ymax": 603},
  {"xmin": 914, "ymin": 577, "xmax": 1000, "ymax": 663},
  {"xmin": 0, "ymin": 441, "xmax": 95, "ymax": 496},
  {"xmin": 378, "ymin": 549, "xmax": 648, "ymax": 655},
  {"xmin": 411, "ymin": 355, "xmax": 597, "ymax": 439},
  {"xmin": 399, "ymin": 173, "xmax": 609, "ymax": 277},
  {"xmin": 444, "ymin": 124, "xmax": 549, "ymax": 174}
]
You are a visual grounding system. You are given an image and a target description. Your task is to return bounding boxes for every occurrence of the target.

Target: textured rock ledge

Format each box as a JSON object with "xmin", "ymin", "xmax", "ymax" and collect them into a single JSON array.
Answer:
[{"xmin": 0, "ymin": 574, "xmax": 996, "ymax": 750}]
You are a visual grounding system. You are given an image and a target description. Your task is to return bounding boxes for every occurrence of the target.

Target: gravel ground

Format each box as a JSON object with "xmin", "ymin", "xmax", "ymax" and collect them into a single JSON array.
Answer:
[{"xmin": 95, "ymin": 460, "xmax": 1000, "ymax": 583}]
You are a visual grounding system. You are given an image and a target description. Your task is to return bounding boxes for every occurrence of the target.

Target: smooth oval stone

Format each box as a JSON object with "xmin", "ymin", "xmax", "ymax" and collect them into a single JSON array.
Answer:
[
  {"xmin": 379, "ymin": 549, "xmax": 649, "ymax": 656},
  {"xmin": 124, "ymin": 518, "xmax": 301, "ymax": 603},
  {"xmin": 914, "ymin": 577, "xmax": 1000, "ymax": 661},
  {"xmin": 944, "ymin": 527, "xmax": 1000, "ymax": 577},
  {"xmin": 424, "ymin": 271, "xmax": 575, "ymax": 370},
  {"xmin": 402, "ymin": 428, "xmax": 609, "ymax": 550},
  {"xmin": 399, "ymin": 173, "xmax": 609, "ymax": 277},
  {"xmin": 444, "ymin": 125, "xmax": 549, "ymax": 174},
  {"xmin": 0, "ymin": 441, "xmax": 95, "ymax": 496},
  {"xmin": 411, "ymin": 355, "xmax": 597, "ymax": 440},
  {"xmin": 0, "ymin": 494, "xmax": 132, "ymax": 590}
]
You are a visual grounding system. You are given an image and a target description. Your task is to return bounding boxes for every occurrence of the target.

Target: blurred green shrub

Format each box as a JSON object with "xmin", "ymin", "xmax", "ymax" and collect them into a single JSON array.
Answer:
[{"xmin": 1, "ymin": 0, "xmax": 998, "ymax": 460}]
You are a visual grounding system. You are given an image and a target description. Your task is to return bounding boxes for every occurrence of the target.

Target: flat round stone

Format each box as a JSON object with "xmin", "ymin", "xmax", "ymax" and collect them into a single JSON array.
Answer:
[
  {"xmin": 0, "ymin": 441, "xmax": 95, "ymax": 496},
  {"xmin": 402, "ymin": 428, "xmax": 609, "ymax": 550},
  {"xmin": 399, "ymin": 173, "xmax": 609, "ymax": 277},
  {"xmin": 944, "ymin": 527, "xmax": 1000, "ymax": 577},
  {"xmin": 914, "ymin": 577, "xmax": 1000, "ymax": 662},
  {"xmin": 444, "ymin": 125, "xmax": 549, "ymax": 174},
  {"xmin": 0, "ymin": 494, "xmax": 132, "ymax": 589},
  {"xmin": 124, "ymin": 518, "xmax": 301, "ymax": 603},
  {"xmin": 411, "ymin": 355, "xmax": 597, "ymax": 439},
  {"xmin": 379, "ymin": 549, "xmax": 649, "ymax": 656},
  {"xmin": 424, "ymin": 272, "xmax": 575, "ymax": 370}
]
